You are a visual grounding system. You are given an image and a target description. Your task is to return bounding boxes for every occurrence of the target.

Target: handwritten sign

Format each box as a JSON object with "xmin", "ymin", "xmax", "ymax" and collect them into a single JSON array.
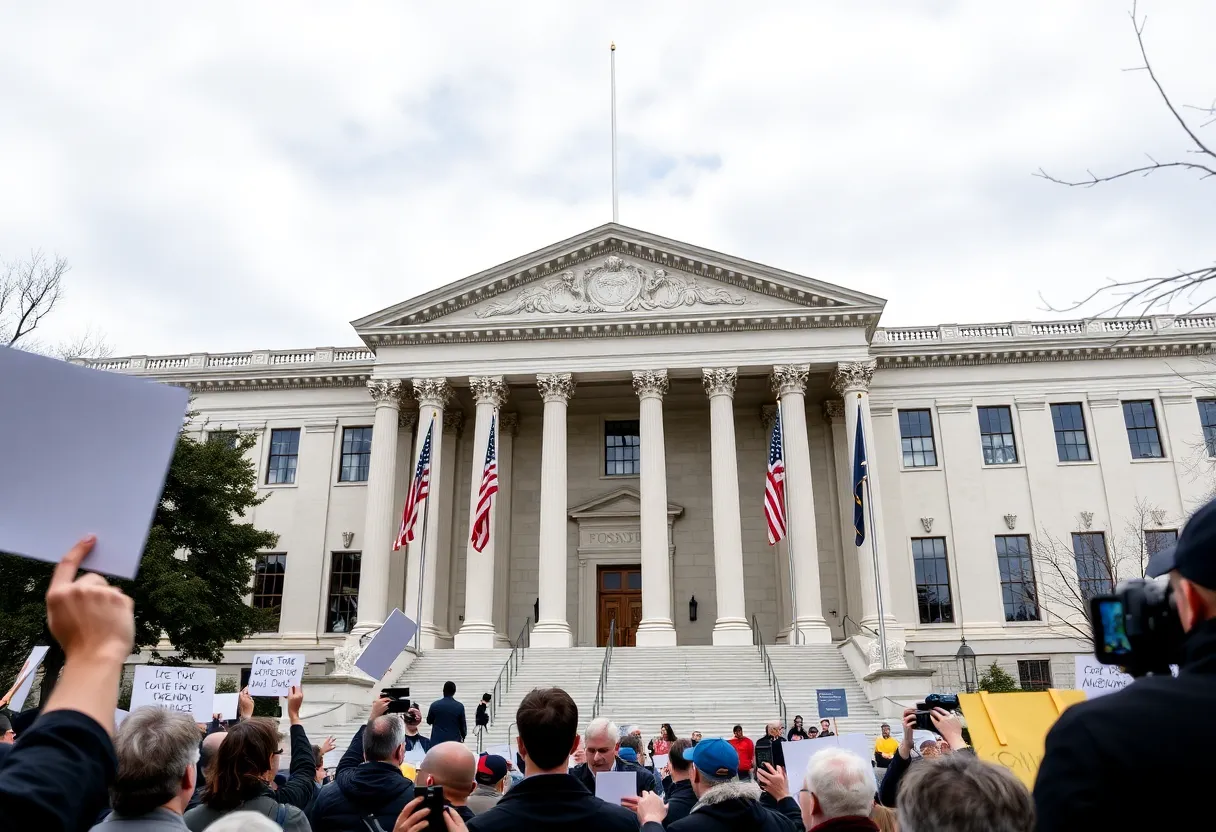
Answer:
[
  {"xmin": 959, "ymin": 690, "xmax": 1085, "ymax": 788},
  {"xmin": 816, "ymin": 688, "xmax": 849, "ymax": 718},
  {"xmin": 248, "ymin": 653, "xmax": 305, "ymax": 696},
  {"xmin": 130, "ymin": 665, "xmax": 216, "ymax": 721},
  {"xmin": 1074, "ymin": 655, "xmax": 1133, "ymax": 699},
  {"xmin": 3, "ymin": 645, "xmax": 50, "ymax": 711}
]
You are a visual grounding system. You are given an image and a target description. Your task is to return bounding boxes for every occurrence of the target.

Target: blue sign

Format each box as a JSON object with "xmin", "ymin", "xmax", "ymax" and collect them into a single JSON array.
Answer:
[{"xmin": 816, "ymin": 688, "xmax": 849, "ymax": 718}]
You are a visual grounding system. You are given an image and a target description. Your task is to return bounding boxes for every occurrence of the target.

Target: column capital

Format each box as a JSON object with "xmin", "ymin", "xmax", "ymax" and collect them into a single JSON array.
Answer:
[
  {"xmin": 412, "ymin": 377, "xmax": 451, "ymax": 408},
  {"xmin": 771, "ymin": 364, "xmax": 810, "ymax": 397},
  {"xmin": 537, "ymin": 373, "xmax": 575, "ymax": 403},
  {"xmin": 398, "ymin": 408, "xmax": 419, "ymax": 431},
  {"xmin": 499, "ymin": 411, "xmax": 520, "ymax": 436},
  {"xmin": 823, "ymin": 399, "xmax": 845, "ymax": 421},
  {"xmin": 443, "ymin": 409, "xmax": 465, "ymax": 436},
  {"xmin": 761, "ymin": 404, "xmax": 779, "ymax": 432},
  {"xmin": 702, "ymin": 367, "xmax": 738, "ymax": 398},
  {"xmin": 367, "ymin": 379, "xmax": 403, "ymax": 404},
  {"xmin": 633, "ymin": 369, "xmax": 669, "ymax": 400},
  {"xmin": 470, "ymin": 375, "xmax": 509, "ymax": 407},
  {"xmin": 832, "ymin": 360, "xmax": 877, "ymax": 396}
]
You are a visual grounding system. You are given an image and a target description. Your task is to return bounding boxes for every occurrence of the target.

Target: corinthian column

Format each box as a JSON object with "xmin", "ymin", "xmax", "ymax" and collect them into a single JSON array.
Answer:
[
  {"xmin": 771, "ymin": 365, "xmax": 832, "ymax": 644},
  {"xmin": 456, "ymin": 376, "xmax": 508, "ymax": 649},
  {"xmin": 353, "ymin": 379, "xmax": 402, "ymax": 633},
  {"xmin": 634, "ymin": 369, "xmax": 677, "ymax": 647},
  {"xmin": 832, "ymin": 360, "xmax": 897, "ymax": 634},
  {"xmin": 703, "ymin": 368, "xmax": 750, "ymax": 645},
  {"xmin": 532, "ymin": 373, "xmax": 575, "ymax": 648},
  {"xmin": 403, "ymin": 377, "xmax": 450, "ymax": 649}
]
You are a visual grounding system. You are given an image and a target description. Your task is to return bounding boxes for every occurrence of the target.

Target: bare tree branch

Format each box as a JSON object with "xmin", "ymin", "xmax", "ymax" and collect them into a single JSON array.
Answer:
[
  {"xmin": 52, "ymin": 324, "xmax": 113, "ymax": 361},
  {"xmin": 0, "ymin": 250, "xmax": 68, "ymax": 347}
]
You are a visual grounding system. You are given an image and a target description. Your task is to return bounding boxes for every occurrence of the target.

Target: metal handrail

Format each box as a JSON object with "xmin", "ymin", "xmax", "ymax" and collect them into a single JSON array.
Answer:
[
  {"xmin": 591, "ymin": 618, "xmax": 616, "ymax": 720},
  {"xmin": 488, "ymin": 617, "xmax": 531, "ymax": 727},
  {"xmin": 750, "ymin": 615, "xmax": 788, "ymax": 729},
  {"xmin": 842, "ymin": 614, "xmax": 879, "ymax": 640}
]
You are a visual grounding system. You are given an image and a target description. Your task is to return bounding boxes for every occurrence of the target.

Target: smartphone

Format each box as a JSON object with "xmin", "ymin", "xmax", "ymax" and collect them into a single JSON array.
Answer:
[
  {"xmin": 1089, "ymin": 596, "xmax": 1133, "ymax": 663},
  {"xmin": 754, "ymin": 744, "xmax": 774, "ymax": 772},
  {"xmin": 416, "ymin": 785, "xmax": 445, "ymax": 832}
]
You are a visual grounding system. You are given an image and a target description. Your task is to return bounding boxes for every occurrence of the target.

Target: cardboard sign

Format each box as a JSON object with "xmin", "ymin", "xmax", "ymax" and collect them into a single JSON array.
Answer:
[
  {"xmin": 816, "ymin": 688, "xmax": 849, "ymax": 718},
  {"xmin": 355, "ymin": 609, "xmax": 418, "ymax": 680},
  {"xmin": 130, "ymin": 665, "xmax": 217, "ymax": 721},
  {"xmin": 1074, "ymin": 655, "xmax": 1134, "ymax": 699},
  {"xmin": 780, "ymin": 733, "xmax": 874, "ymax": 793},
  {"xmin": 0, "ymin": 347, "xmax": 189, "ymax": 579},
  {"xmin": 595, "ymin": 771, "xmax": 636, "ymax": 805},
  {"xmin": 248, "ymin": 653, "xmax": 306, "ymax": 696},
  {"xmin": 213, "ymin": 693, "xmax": 239, "ymax": 721},
  {"xmin": 3, "ymin": 645, "xmax": 50, "ymax": 711},
  {"xmin": 959, "ymin": 690, "xmax": 1086, "ymax": 788}
]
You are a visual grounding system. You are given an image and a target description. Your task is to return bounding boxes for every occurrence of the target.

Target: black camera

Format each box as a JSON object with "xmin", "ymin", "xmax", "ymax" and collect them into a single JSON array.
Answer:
[
  {"xmin": 1090, "ymin": 577, "xmax": 1183, "ymax": 678},
  {"xmin": 914, "ymin": 693, "xmax": 961, "ymax": 732},
  {"xmin": 381, "ymin": 687, "xmax": 415, "ymax": 716}
]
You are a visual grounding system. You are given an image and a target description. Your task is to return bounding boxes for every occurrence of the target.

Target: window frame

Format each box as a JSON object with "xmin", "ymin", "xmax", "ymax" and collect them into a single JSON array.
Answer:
[
  {"xmin": 1050, "ymin": 402, "xmax": 1092, "ymax": 463},
  {"xmin": 1071, "ymin": 532, "xmax": 1113, "ymax": 601},
  {"xmin": 1144, "ymin": 529, "xmax": 1178, "ymax": 560},
  {"xmin": 251, "ymin": 552, "xmax": 287, "ymax": 632},
  {"xmin": 325, "ymin": 551, "xmax": 361, "ymax": 633},
  {"xmin": 977, "ymin": 405, "xmax": 1019, "ymax": 465},
  {"xmin": 1198, "ymin": 399, "xmax": 1216, "ymax": 457},
  {"xmin": 207, "ymin": 430, "xmax": 239, "ymax": 450},
  {"xmin": 898, "ymin": 409, "xmax": 939, "ymax": 469},
  {"xmin": 1017, "ymin": 659, "xmax": 1053, "ymax": 691},
  {"xmin": 603, "ymin": 418, "xmax": 642, "ymax": 478},
  {"xmin": 266, "ymin": 428, "xmax": 301, "ymax": 485},
  {"xmin": 1121, "ymin": 400, "xmax": 1164, "ymax": 460},
  {"xmin": 995, "ymin": 535, "xmax": 1040, "ymax": 622},
  {"xmin": 338, "ymin": 426, "xmax": 373, "ymax": 483},
  {"xmin": 911, "ymin": 537, "xmax": 954, "ymax": 624}
]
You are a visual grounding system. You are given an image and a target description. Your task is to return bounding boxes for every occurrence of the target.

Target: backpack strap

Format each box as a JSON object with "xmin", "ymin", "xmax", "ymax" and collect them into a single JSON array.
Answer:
[
  {"xmin": 361, "ymin": 811, "xmax": 388, "ymax": 832},
  {"xmin": 275, "ymin": 803, "xmax": 287, "ymax": 825}
]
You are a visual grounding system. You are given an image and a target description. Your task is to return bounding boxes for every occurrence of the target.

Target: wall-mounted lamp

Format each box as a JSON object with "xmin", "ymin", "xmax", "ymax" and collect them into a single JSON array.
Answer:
[{"xmin": 689, "ymin": 596, "xmax": 699, "ymax": 622}]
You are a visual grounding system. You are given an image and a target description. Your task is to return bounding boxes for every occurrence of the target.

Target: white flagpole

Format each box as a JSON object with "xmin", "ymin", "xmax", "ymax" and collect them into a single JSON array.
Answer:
[
  {"xmin": 778, "ymin": 400, "xmax": 800, "ymax": 645},
  {"xmin": 412, "ymin": 416, "xmax": 436, "ymax": 655},
  {"xmin": 858, "ymin": 395, "xmax": 889, "ymax": 669},
  {"xmin": 610, "ymin": 41, "xmax": 619, "ymax": 223}
]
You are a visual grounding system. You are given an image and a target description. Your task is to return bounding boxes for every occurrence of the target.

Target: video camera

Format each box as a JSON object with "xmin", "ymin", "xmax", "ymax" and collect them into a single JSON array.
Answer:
[
  {"xmin": 1090, "ymin": 577, "xmax": 1183, "ymax": 678},
  {"xmin": 914, "ymin": 693, "xmax": 960, "ymax": 732},
  {"xmin": 380, "ymin": 687, "xmax": 420, "ymax": 722}
]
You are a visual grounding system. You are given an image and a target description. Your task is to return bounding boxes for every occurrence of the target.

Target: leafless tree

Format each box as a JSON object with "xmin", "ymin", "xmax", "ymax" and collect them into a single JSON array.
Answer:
[
  {"xmin": 0, "ymin": 250, "xmax": 112, "ymax": 359},
  {"xmin": 1032, "ymin": 498, "xmax": 1173, "ymax": 641},
  {"xmin": 1036, "ymin": 2, "xmax": 1215, "ymax": 317}
]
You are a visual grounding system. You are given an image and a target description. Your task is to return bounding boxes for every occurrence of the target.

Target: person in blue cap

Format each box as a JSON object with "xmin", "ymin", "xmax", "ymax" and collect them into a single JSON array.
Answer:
[
  {"xmin": 625, "ymin": 737, "xmax": 800, "ymax": 831},
  {"xmin": 1035, "ymin": 496, "xmax": 1216, "ymax": 832}
]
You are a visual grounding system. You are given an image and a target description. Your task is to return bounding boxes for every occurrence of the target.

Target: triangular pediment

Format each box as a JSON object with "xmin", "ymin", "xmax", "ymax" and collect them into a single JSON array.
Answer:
[
  {"xmin": 353, "ymin": 224, "xmax": 885, "ymax": 340},
  {"xmin": 568, "ymin": 487, "xmax": 684, "ymax": 521}
]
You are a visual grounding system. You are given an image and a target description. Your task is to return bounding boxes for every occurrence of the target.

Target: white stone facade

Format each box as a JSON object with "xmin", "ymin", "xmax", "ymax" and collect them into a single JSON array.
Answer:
[{"xmin": 83, "ymin": 224, "xmax": 1216, "ymax": 690}]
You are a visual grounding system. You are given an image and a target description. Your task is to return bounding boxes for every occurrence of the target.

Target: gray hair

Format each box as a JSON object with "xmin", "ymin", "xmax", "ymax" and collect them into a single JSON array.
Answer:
[
  {"xmin": 111, "ymin": 707, "xmax": 201, "ymax": 816},
  {"xmin": 206, "ymin": 811, "xmax": 285, "ymax": 832},
  {"xmin": 898, "ymin": 754, "xmax": 1034, "ymax": 832},
  {"xmin": 364, "ymin": 714, "xmax": 406, "ymax": 762},
  {"xmin": 803, "ymin": 748, "xmax": 875, "ymax": 820},
  {"xmin": 585, "ymin": 717, "xmax": 619, "ymax": 745}
]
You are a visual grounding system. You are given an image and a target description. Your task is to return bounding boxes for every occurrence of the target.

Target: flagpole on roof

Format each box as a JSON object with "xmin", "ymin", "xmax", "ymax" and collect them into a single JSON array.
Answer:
[{"xmin": 610, "ymin": 41, "xmax": 619, "ymax": 223}]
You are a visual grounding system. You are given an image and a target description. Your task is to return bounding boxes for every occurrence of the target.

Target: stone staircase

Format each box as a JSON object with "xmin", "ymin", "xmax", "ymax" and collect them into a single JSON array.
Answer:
[{"xmin": 766, "ymin": 645, "xmax": 886, "ymax": 738}]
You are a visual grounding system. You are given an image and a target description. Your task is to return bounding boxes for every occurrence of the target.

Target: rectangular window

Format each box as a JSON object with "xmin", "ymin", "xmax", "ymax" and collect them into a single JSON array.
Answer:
[
  {"xmin": 252, "ymin": 553, "xmax": 286, "ymax": 631},
  {"xmin": 1017, "ymin": 659, "xmax": 1053, "ymax": 691},
  {"xmin": 207, "ymin": 430, "xmax": 238, "ymax": 450},
  {"xmin": 1071, "ymin": 532, "xmax": 1112, "ymax": 601},
  {"xmin": 266, "ymin": 428, "xmax": 301, "ymax": 484},
  {"xmin": 912, "ymin": 537, "xmax": 953, "ymax": 624},
  {"xmin": 1145, "ymin": 529, "xmax": 1178, "ymax": 559},
  {"xmin": 1199, "ymin": 399, "xmax": 1216, "ymax": 457},
  {"xmin": 605, "ymin": 419, "xmax": 641, "ymax": 476},
  {"xmin": 339, "ymin": 426, "xmax": 373, "ymax": 483},
  {"xmin": 1122, "ymin": 401, "xmax": 1163, "ymax": 459},
  {"xmin": 325, "ymin": 552, "xmax": 361, "ymax": 633},
  {"xmin": 995, "ymin": 535, "xmax": 1040, "ymax": 622},
  {"xmin": 1050, "ymin": 403, "xmax": 1091, "ymax": 462},
  {"xmin": 978, "ymin": 406, "xmax": 1018, "ymax": 465},
  {"xmin": 898, "ymin": 409, "xmax": 938, "ymax": 468}
]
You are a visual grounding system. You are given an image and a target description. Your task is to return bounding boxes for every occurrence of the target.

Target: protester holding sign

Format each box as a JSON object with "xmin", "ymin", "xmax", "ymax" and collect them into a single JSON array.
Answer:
[
  {"xmin": 247, "ymin": 654, "xmax": 305, "ymax": 697},
  {"xmin": 877, "ymin": 706, "xmax": 969, "ymax": 808}
]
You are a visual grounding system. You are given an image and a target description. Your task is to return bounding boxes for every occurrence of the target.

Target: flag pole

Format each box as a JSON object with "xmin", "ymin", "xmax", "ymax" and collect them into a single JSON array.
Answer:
[
  {"xmin": 778, "ymin": 398, "xmax": 800, "ymax": 646},
  {"xmin": 858, "ymin": 395, "xmax": 889, "ymax": 670},
  {"xmin": 412, "ymin": 415, "xmax": 436, "ymax": 655},
  {"xmin": 610, "ymin": 41, "xmax": 618, "ymax": 223}
]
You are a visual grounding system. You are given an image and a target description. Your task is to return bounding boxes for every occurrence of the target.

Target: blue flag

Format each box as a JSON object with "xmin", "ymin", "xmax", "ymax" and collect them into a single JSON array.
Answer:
[{"xmin": 853, "ymin": 402, "xmax": 867, "ymax": 546}]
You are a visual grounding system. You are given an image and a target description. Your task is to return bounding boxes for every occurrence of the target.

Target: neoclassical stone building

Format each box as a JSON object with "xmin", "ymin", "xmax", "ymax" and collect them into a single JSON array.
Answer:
[{"xmin": 85, "ymin": 224, "xmax": 1216, "ymax": 690}]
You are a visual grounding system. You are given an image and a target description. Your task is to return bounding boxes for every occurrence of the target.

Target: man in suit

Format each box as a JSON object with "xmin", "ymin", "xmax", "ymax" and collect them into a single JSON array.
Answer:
[{"xmin": 427, "ymin": 681, "xmax": 467, "ymax": 745}]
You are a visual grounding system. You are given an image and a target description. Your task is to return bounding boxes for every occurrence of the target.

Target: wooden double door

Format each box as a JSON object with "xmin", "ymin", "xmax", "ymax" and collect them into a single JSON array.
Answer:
[{"xmin": 598, "ymin": 565, "xmax": 642, "ymax": 647}]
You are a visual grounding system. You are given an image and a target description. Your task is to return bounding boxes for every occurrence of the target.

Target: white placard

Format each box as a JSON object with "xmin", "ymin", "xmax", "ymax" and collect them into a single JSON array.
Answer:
[
  {"xmin": 595, "ymin": 770, "xmax": 636, "ymax": 805},
  {"xmin": 484, "ymin": 744, "xmax": 513, "ymax": 761},
  {"xmin": 248, "ymin": 653, "xmax": 306, "ymax": 696},
  {"xmin": 1075, "ymin": 654, "xmax": 1135, "ymax": 698},
  {"xmin": 781, "ymin": 733, "xmax": 875, "ymax": 793},
  {"xmin": 355, "ymin": 609, "xmax": 419, "ymax": 680},
  {"xmin": 652, "ymin": 753, "xmax": 669, "ymax": 771},
  {"xmin": 114, "ymin": 709, "xmax": 129, "ymax": 728},
  {"xmin": 4, "ymin": 645, "xmax": 50, "ymax": 711},
  {"xmin": 404, "ymin": 746, "xmax": 427, "ymax": 766},
  {"xmin": 129, "ymin": 665, "xmax": 216, "ymax": 721},
  {"xmin": 213, "ymin": 693, "xmax": 239, "ymax": 721}
]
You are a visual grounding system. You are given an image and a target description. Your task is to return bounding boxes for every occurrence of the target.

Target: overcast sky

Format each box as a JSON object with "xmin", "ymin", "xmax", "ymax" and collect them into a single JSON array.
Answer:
[{"xmin": 1, "ymin": 1, "xmax": 1211, "ymax": 356}]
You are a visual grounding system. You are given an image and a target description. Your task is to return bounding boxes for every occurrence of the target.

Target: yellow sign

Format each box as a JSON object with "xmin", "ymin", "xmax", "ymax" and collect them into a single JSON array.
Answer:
[{"xmin": 958, "ymin": 690, "xmax": 1086, "ymax": 788}]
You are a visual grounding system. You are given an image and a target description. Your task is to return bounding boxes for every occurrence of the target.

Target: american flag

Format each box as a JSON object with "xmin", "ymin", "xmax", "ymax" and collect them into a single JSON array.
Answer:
[
  {"xmin": 394, "ymin": 419, "xmax": 434, "ymax": 549},
  {"xmin": 765, "ymin": 406, "xmax": 788, "ymax": 545},
  {"xmin": 470, "ymin": 415, "xmax": 499, "ymax": 553}
]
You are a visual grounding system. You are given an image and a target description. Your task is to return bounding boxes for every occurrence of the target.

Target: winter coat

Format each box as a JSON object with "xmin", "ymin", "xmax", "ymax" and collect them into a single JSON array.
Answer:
[
  {"xmin": 466, "ymin": 773, "xmax": 638, "ymax": 832},
  {"xmin": 308, "ymin": 723, "xmax": 415, "ymax": 832},
  {"xmin": 643, "ymin": 779, "xmax": 799, "ymax": 832},
  {"xmin": 570, "ymin": 757, "xmax": 657, "ymax": 796},
  {"xmin": 662, "ymin": 778, "xmax": 696, "ymax": 827},
  {"xmin": 426, "ymin": 695, "xmax": 467, "ymax": 746}
]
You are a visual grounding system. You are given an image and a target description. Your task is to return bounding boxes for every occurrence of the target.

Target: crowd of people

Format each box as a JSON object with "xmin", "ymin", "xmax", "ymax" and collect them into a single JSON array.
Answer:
[{"xmin": 3, "ymin": 520, "xmax": 1216, "ymax": 830}]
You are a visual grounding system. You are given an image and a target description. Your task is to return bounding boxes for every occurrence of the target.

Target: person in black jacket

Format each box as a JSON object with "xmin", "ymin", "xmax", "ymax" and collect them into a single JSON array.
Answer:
[
  {"xmin": 754, "ymin": 721, "xmax": 786, "ymax": 771},
  {"xmin": 308, "ymin": 694, "xmax": 415, "ymax": 831},
  {"xmin": 464, "ymin": 687, "xmax": 637, "ymax": 832},
  {"xmin": 570, "ymin": 716, "xmax": 657, "ymax": 796},
  {"xmin": 427, "ymin": 681, "xmax": 467, "ymax": 746},
  {"xmin": 1035, "ymin": 505, "xmax": 1216, "ymax": 832},
  {"xmin": 660, "ymin": 739, "xmax": 696, "ymax": 827},
  {"xmin": 0, "ymin": 535, "xmax": 133, "ymax": 832}
]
